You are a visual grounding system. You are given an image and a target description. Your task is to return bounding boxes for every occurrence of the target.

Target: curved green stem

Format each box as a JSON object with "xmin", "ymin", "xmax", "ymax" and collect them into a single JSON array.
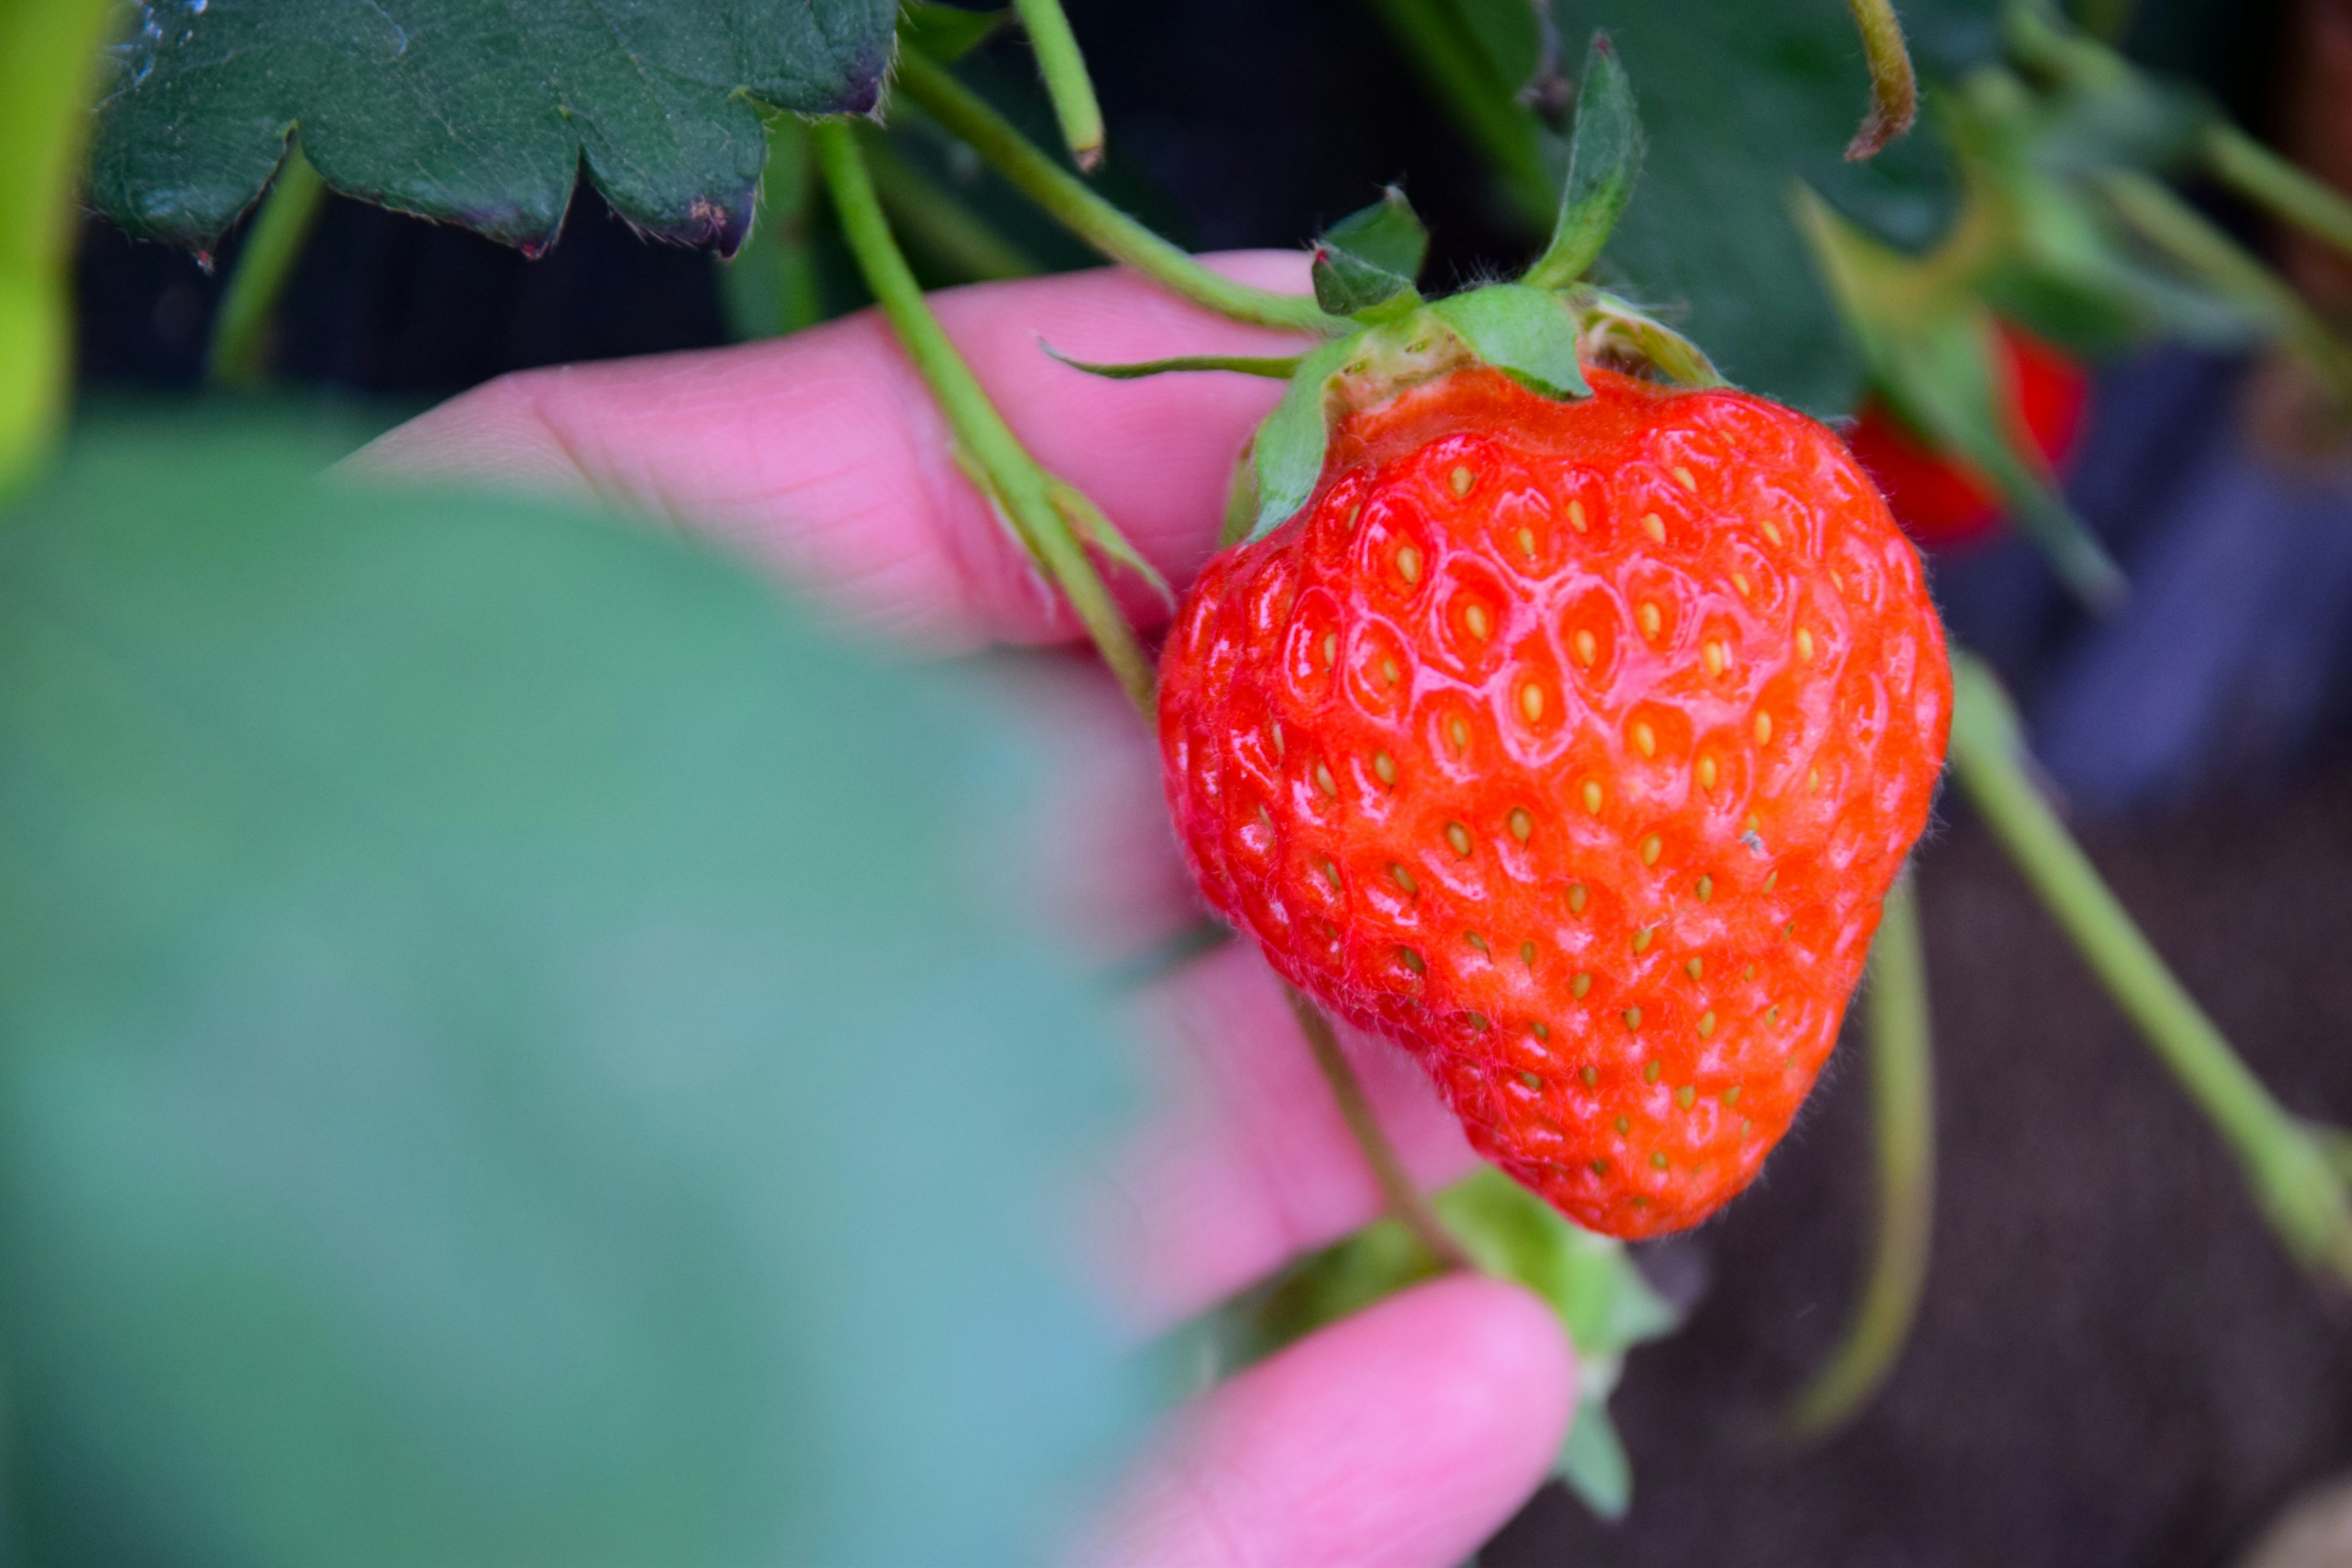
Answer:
[
  {"xmin": 1948, "ymin": 655, "xmax": 2352, "ymax": 1285},
  {"xmin": 1844, "ymin": 0, "xmax": 1919, "ymax": 160},
  {"xmin": 1011, "ymin": 0, "xmax": 1105, "ymax": 172},
  {"xmin": 1359, "ymin": 0, "xmax": 1554, "ymax": 231},
  {"xmin": 1289, "ymin": 988, "xmax": 1478, "ymax": 1274},
  {"xmin": 2204, "ymin": 121, "xmax": 2352, "ymax": 272},
  {"xmin": 1788, "ymin": 871, "xmax": 1935, "ymax": 1436},
  {"xmin": 208, "ymin": 145, "xmax": 328, "ymax": 390},
  {"xmin": 891, "ymin": 51, "xmax": 1340, "ymax": 335},
  {"xmin": 813, "ymin": 119, "xmax": 1158, "ymax": 713}
]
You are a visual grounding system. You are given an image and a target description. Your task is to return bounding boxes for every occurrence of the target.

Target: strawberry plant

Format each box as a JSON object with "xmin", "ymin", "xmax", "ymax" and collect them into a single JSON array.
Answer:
[{"xmin": 12, "ymin": 0, "xmax": 2352, "ymax": 1557}]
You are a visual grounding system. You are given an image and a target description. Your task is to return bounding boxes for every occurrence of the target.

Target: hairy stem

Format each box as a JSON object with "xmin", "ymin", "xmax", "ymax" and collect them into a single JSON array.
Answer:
[
  {"xmin": 208, "ymin": 145, "xmax": 328, "ymax": 389},
  {"xmin": 1289, "ymin": 988, "xmax": 1479, "ymax": 1273},
  {"xmin": 814, "ymin": 120, "xmax": 1158, "ymax": 713},
  {"xmin": 1788, "ymin": 871, "xmax": 1934, "ymax": 1435},
  {"xmin": 1011, "ymin": 0, "xmax": 1106, "ymax": 171},
  {"xmin": 1947, "ymin": 655, "xmax": 2352, "ymax": 1285},
  {"xmin": 1843, "ymin": 0, "xmax": 1919, "ymax": 160},
  {"xmin": 891, "ymin": 51, "xmax": 1338, "ymax": 334}
]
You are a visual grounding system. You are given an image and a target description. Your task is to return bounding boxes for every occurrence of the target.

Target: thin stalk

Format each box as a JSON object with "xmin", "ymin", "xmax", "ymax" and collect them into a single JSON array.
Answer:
[
  {"xmin": 813, "ymin": 120, "xmax": 1156, "ymax": 712},
  {"xmin": 1288, "ymin": 987, "xmax": 1478, "ymax": 1273},
  {"xmin": 1947, "ymin": 655, "xmax": 2352, "ymax": 1284},
  {"xmin": 2204, "ymin": 121, "xmax": 2352, "ymax": 271},
  {"xmin": 1012, "ymin": 0, "xmax": 1105, "ymax": 172},
  {"xmin": 891, "ymin": 51, "xmax": 1339, "ymax": 334},
  {"xmin": 863, "ymin": 128, "xmax": 1042, "ymax": 282},
  {"xmin": 2095, "ymin": 168, "xmax": 2352, "ymax": 408},
  {"xmin": 1360, "ymin": 0, "xmax": 1555, "ymax": 231},
  {"xmin": 1788, "ymin": 872, "xmax": 1935, "ymax": 1435},
  {"xmin": 1844, "ymin": 0, "xmax": 1920, "ymax": 160},
  {"xmin": 208, "ymin": 145, "xmax": 328, "ymax": 389}
]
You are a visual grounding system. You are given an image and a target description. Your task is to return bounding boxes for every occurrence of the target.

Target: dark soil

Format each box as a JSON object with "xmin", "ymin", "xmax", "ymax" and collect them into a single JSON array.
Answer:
[{"xmin": 1487, "ymin": 776, "xmax": 2352, "ymax": 1568}]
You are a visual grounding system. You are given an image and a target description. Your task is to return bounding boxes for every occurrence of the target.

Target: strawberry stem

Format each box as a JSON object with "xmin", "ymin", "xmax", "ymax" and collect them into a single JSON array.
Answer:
[
  {"xmin": 1288, "ymin": 987, "xmax": 1479, "ymax": 1275},
  {"xmin": 812, "ymin": 119, "xmax": 1159, "ymax": 714},
  {"xmin": 1948, "ymin": 655, "xmax": 2352, "ymax": 1287},
  {"xmin": 1842, "ymin": 0, "xmax": 1919, "ymax": 160},
  {"xmin": 890, "ymin": 51, "xmax": 1341, "ymax": 335},
  {"xmin": 1787, "ymin": 870, "xmax": 1935, "ymax": 1436},
  {"xmin": 1010, "ymin": 0, "xmax": 1106, "ymax": 173},
  {"xmin": 207, "ymin": 143, "xmax": 327, "ymax": 390}
]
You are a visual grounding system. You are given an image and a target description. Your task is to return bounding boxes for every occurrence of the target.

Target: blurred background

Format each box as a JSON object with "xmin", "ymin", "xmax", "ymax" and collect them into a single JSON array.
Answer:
[{"xmin": 59, "ymin": 0, "xmax": 2352, "ymax": 1562}]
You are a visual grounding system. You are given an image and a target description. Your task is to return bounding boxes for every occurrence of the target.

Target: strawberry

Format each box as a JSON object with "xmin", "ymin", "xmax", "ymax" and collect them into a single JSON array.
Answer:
[
  {"xmin": 1847, "ymin": 322, "xmax": 2090, "ymax": 551},
  {"xmin": 1157, "ymin": 365, "xmax": 1951, "ymax": 1238}
]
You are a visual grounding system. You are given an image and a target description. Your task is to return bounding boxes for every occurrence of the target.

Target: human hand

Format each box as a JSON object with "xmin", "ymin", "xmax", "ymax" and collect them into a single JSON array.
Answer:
[{"xmin": 357, "ymin": 255, "xmax": 1577, "ymax": 1567}]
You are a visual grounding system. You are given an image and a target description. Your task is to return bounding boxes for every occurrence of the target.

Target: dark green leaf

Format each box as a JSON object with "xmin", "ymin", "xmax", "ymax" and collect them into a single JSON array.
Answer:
[
  {"xmin": 89, "ymin": 0, "xmax": 900, "ymax": 252},
  {"xmin": 1430, "ymin": 284, "xmax": 1591, "ymax": 398},
  {"xmin": 1547, "ymin": 0, "xmax": 1977, "ymax": 412},
  {"xmin": 1311, "ymin": 188, "xmax": 1430, "ymax": 319},
  {"xmin": 1245, "ymin": 337, "xmax": 1361, "ymax": 540},
  {"xmin": 0, "ymin": 420, "xmax": 1140, "ymax": 1563},
  {"xmin": 1524, "ymin": 33, "xmax": 1642, "ymax": 289}
]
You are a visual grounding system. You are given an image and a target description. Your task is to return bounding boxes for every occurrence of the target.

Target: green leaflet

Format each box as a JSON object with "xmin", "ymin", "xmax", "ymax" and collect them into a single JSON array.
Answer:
[
  {"xmin": 1242, "ymin": 336, "xmax": 1362, "ymax": 542},
  {"xmin": 1311, "ymin": 188, "xmax": 1431, "ymax": 319},
  {"xmin": 1429, "ymin": 284, "xmax": 1591, "ymax": 399},
  {"xmin": 1523, "ymin": 34, "xmax": 1642, "ymax": 290},
  {"xmin": 0, "ymin": 418, "xmax": 1140, "ymax": 1564},
  {"xmin": 89, "ymin": 0, "xmax": 900, "ymax": 252}
]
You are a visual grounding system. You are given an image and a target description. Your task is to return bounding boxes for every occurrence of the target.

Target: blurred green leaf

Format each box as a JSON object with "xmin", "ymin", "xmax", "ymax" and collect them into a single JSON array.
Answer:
[
  {"xmin": 0, "ymin": 421, "xmax": 1140, "ymax": 1564},
  {"xmin": 1242, "ymin": 1167, "xmax": 1679, "ymax": 1518},
  {"xmin": 89, "ymin": 0, "xmax": 899, "ymax": 252},
  {"xmin": 1548, "ymin": 0, "xmax": 1981, "ymax": 412},
  {"xmin": 900, "ymin": 1, "xmax": 1011, "ymax": 62}
]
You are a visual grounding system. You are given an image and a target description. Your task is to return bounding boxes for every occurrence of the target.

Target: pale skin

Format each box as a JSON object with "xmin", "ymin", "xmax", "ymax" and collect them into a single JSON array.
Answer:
[{"xmin": 356, "ymin": 252, "xmax": 1577, "ymax": 1567}]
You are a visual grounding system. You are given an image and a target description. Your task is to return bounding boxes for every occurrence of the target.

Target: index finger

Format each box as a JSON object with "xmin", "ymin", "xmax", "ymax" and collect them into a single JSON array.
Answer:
[{"xmin": 351, "ymin": 252, "xmax": 1311, "ymax": 651}]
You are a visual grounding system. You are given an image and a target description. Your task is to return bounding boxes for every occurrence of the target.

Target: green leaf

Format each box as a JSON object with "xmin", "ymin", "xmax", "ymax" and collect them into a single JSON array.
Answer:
[
  {"xmin": 1239, "ymin": 1168, "xmax": 1681, "ymax": 1518},
  {"xmin": 1243, "ymin": 336, "xmax": 1362, "ymax": 541},
  {"xmin": 0, "ymin": 419, "xmax": 1142, "ymax": 1564},
  {"xmin": 1311, "ymin": 188, "xmax": 1430, "ymax": 319},
  {"xmin": 1547, "ymin": 0, "xmax": 1974, "ymax": 412},
  {"xmin": 900, "ymin": 2, "xmax": 1011, "ymax": 62},
  {"xmin": 1523, "ymin": 32, "xmax": 1642, "ymax": 290},
  {"xmin": 1429, "ymin": 284, "xmax": 1591, "ymax": 398},
  {"xmin": 1040, "ymin": 345, "xmax": 1304, "ymax": 379},
  {"xmin": 88, "ymin": 0, "xmax": 900, "ymax": 252}
]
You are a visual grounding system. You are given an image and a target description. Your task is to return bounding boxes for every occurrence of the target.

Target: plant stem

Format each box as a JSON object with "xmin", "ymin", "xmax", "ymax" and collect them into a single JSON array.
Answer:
[
  {"xmin": 1287, "ymin": 987, "xmax": 1479, "ymax": 1273},
  {"xmin": 1947, "ymin": 654, "xmax": 2352, "ymax": 1285},
  {"xmin": 2094, "ymin": 168, "xmax": 2352, "ymax": 409},
  {"xmin": 813, "ymin": 119, "xmax": 1158, "ymax": 713},
  {"xmin": 863, "ymin": 127, "xmax": 1042, "ymax": 282},
  {"xmin": 1011, "ymin": 0, "xmax": 1105, "ymax": 172},
  {"xmin": 891, "ymin": 51, "xmax": 1339, "ymax": 335},
  {"xmin": 0, "ymin": 0, "xmax": 118, "ymax": 497},
  {"xmin": 1843, "ymin": 0, "xmax": 1919, "ymax": 160},
  {"xmin": 207, "ymin": 145, "xmax": 328, "ymax": 390},
  {"xmin": 2204, "ymin": 121, "xmax": 2352, "ymax": 270},
  {"xmin": 1360, "ymin": 0, "xmax": 1555, "ymax": 232},
  {"xmin": 1788, "ymin": 871, "xmax": 1934, "ymax": 1435}
]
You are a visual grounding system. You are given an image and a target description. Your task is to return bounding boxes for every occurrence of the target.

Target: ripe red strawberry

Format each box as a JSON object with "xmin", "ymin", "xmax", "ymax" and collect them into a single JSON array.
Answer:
[
  {"xmin": 1847, "ymin": 323, "xmax": 2090, "ymax": 550},
  {"xmin": 1158, "ymin": 366, "xmax": 1951, "ymax": 1238}
]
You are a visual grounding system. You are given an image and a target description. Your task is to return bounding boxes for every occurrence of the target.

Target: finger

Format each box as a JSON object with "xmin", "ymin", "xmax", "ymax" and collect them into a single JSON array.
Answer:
[
  {"xmin": 1091, "ymin": 943, "xmax": 1482, "ymax": 1332},
  {"xmin": 350, "ymin": 254, "xmax": 1311, "ymax": 652},
  {"xmin": 1078, "ymin": 1275, "xmax": 1574, "ymax": 1568}
]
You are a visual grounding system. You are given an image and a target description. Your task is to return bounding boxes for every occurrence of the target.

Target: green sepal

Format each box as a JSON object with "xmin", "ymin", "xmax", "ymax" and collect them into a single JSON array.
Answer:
[
  {"xmin": 1242, "ymin": 335, "xmax": 1362, "ymax": 542},
  {"xmin": 1040, "ymin": 343, "xmax": 1303, "ymax": 380},
  {"xmin": 1428, "ymin": 285, "xmax": 1591, "ymax": 399},
  {"xmin": 1523, "ymin": 34, "xmax": 1643, "ymax": 291},
  {"xmin": 1310, "ymin": 188, "xmax": 1430, "ymax": 319},
  {"xmin": 1233, "ymin": 1167, "xmax": 1682, "ymax": 1520},
  {"xmin": 899, "ymin": 2, "xmax": 1008, "ymax": 62},
  {"xmin": 1555, "ymin": 1395, "xmax": 1634, "ymax": 1521}
]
